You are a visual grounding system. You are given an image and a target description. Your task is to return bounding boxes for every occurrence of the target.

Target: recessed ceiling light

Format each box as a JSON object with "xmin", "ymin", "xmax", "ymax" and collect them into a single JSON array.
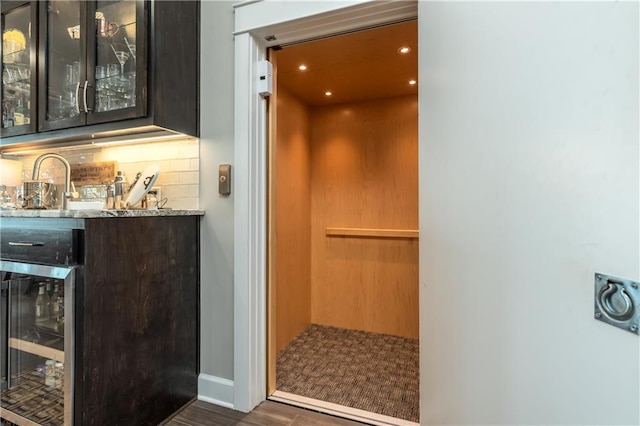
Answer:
[
  {"xmin": 325, "ymin": 91, "xmax": 332, "ymax": 96},
  {"xmin": 398, "ymin": 46, "xmax": 411, "ymax": 54},
  {"xmin": 299, "ymin": 64, "xmax": 307, "ymax": 71},
  {"xmin": 409, "ymin": 79, "xmax": 417, "ymax": 85}
]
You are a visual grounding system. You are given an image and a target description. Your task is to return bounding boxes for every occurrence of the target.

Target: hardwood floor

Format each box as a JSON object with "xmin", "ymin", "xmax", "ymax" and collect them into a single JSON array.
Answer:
[{"xmin": 163, "ymin": 399, "xmax": 366, "ymax": 426}]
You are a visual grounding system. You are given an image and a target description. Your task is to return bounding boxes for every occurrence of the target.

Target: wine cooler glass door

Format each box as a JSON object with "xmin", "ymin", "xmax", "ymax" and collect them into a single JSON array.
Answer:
[
  {"xmin": 0, "ymin": 275, "xmax": 7, "ymax": 392},
  {"xmin": 0, "ymin": 261, "xmax": 76, "ymax": 426}
]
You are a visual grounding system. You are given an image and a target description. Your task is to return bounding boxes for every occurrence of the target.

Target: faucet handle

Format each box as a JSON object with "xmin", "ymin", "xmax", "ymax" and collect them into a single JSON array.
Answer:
[{"xmin": 64, "ymin": 181, "xmax": 79, "ymax": 199}]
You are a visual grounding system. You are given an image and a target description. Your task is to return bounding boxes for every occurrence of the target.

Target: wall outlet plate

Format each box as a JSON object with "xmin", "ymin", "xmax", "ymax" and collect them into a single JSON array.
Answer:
[{"xmin": 594, "ymin": 273, "xmax": 639, "ymax": 335}]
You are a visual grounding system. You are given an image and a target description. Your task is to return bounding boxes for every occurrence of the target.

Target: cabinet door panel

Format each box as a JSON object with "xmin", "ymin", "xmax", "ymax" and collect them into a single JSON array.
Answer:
[
  {"xmin": 38, "ymin": 0, "xmax": 84, "ymax": 132},
  {"xmin": 1, "ymin": 1, "xmax": 37, "ymax": 137},
  {"xmin": 87, "ymin": 0, "xmax": 146, "ymax": 124}
]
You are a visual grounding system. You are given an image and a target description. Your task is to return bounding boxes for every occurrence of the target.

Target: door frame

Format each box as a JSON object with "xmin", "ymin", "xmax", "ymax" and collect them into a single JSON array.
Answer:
[{"xmin": 232, "ymin": 0, "xmax": 418, "ymax": 413}]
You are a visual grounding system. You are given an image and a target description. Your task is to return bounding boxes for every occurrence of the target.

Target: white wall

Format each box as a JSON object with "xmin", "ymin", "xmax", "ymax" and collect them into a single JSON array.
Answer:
[
  {"xmin": 200, "ymin": 0, "xmax": 236, "ymax": 385},
  {"xmin": 419, "ymin": 2, "xmax": 639, "ymax": 425}
]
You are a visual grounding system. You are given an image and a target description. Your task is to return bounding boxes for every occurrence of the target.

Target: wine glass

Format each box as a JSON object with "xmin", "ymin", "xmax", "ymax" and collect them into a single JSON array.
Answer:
[
  {"xmin": 111, "ymin": 45, "xmax": 130, "ymax": 76},
  {"xmin": 124, "ymin": 37, "xmax": 136, "ymax": 61}
]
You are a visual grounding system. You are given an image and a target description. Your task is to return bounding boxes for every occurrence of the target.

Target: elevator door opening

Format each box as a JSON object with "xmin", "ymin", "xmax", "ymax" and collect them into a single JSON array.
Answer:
[{"xmin": 268, "ymin": 21, "xmax": 419, "ymax": 426}]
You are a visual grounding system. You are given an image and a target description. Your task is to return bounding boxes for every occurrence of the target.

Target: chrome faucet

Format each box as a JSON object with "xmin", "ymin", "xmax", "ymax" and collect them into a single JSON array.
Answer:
[{"xmin": 32, "ymin": 153, "xmax": 78, "ymax": 209}]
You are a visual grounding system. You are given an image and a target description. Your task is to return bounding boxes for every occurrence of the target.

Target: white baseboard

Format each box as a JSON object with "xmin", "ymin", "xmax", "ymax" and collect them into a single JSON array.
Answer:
[{"xmin": 198, "ymin": 373, "xmax": 235, "ymax": 409}]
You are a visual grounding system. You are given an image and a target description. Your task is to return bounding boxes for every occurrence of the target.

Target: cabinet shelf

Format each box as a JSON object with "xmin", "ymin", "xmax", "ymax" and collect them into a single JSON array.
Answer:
[
  {"xmin": 9, "ymin": 337, "xmax": 64, "ymax": 363},
  {"xmin": 3, "ymin": 81, "xmax": 31, "ymax": 96},
  {"xmin": 2, "ymin": 48, "xmax": 28, "ymax": 64}
]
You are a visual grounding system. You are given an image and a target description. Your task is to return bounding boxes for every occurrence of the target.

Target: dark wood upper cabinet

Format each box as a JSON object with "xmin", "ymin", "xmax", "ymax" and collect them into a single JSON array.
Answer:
[{"xmin": 1, "ymin": 0, "xmax": 199, "ymax": 147}]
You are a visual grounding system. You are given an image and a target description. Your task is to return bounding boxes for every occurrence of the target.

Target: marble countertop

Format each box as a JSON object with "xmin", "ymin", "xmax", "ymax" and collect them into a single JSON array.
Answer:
[{"xmin": 0, "ymin": 209, "xmax": 205, "ymax": 218}]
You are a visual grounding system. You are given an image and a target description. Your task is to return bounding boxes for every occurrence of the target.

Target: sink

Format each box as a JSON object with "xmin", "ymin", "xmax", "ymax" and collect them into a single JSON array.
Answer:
[{"xmin": 66, "ymin": 201, "xmax": 105, "ymax": 210}]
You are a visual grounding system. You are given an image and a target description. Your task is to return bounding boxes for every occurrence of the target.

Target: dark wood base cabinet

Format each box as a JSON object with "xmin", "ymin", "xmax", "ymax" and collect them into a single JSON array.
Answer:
[{"xmin": 0, "ymin": 215, "xmax": 200, "ymax": 426}]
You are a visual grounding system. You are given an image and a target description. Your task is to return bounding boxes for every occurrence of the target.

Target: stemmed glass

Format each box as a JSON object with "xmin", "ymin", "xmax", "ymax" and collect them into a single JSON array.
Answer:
[
  {"xmin": 124, "ymin": 37, "xmax": 136, "ymax": 61},
  {"xmin": 111, "ymin": 44, "xmax": 130, "ymax": 76}
]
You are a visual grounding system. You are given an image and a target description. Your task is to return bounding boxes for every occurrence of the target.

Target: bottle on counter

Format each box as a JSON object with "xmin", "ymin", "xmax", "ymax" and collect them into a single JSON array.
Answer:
[
  {"xmin": 106, "ymin": 183, "xmax": 115, "ymax": 209},
  {"xmin": 35, "ymin": 284, "xmax": 49, "ymax": 323},
  {"xmin": 113, "ymin": 171, "xmax": 127, "ymax": 209}
]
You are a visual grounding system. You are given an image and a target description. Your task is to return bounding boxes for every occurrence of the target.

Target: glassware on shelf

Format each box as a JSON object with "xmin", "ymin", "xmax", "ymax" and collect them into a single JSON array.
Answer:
[
  {"xmin": 124, "ymin": 37, "xmax": 136, "ymax": 61},
  {"xmin": 107, "ymin": 63, "xmax": 119, "ymax": 77},
  {"xmin": 64, "ymin": 61, "xmax": 80, "ymax": 87},
  {"xmin": 111, "ymin": 44, "xmax": 130, "ymax": 76},
  {"xmin": 2, "ymin": 28, "xmax": 26, "ymax": 64}
]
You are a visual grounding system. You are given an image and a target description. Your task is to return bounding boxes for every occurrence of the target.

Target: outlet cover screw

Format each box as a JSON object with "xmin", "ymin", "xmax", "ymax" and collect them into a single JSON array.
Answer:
[
  {"xmin": 632, "ymin": 283, "xmax": 638, "ymax": 289},
  {"xmin": 596, "ymin": 275, "xmax": 602, "ymax": 281},
  {"xmin": 631, "ymin": 325, "xmax": 638, "ymax": 332},
  {"xmin": 595, "ymin": 312, "xmax": 602, "ymax": 318}
]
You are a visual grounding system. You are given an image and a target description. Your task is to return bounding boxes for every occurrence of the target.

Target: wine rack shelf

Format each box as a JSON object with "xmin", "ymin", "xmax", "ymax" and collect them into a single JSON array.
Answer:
[{"xmin": 8, "ymin": 338, "xmax": 64, "ymax": 363}]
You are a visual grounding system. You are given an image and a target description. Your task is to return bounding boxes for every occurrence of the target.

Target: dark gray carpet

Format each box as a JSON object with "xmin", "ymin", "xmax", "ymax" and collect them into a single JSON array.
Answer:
[{"xmin": 276, "ymin": 324, "xmax": 419, "ymax": 423}]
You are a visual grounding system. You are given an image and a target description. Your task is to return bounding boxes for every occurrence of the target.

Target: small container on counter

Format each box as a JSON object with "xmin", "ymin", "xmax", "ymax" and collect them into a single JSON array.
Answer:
[{"xmin": 106, "ymin": 184, "xmax": 115, "ymax": 209}]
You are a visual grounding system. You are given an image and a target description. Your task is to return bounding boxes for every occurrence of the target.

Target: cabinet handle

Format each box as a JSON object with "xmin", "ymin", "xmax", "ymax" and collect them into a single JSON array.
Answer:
[
  {"xmin": 82, "ymin": 81, "xmax": 90, "ymax": 113},
  {"xmin": 8, "ymin": 242, "xmax": 44, "ymax": 247},
  {"xmin": 74, "ymin": 82, "xmax": 81, "ymax": 115}
]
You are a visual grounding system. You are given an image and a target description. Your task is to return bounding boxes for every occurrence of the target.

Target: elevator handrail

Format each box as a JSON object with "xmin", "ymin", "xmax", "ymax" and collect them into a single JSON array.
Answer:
[{"xmin": 325, "ymin": 227, "xmax": 419, "ymax": 239}]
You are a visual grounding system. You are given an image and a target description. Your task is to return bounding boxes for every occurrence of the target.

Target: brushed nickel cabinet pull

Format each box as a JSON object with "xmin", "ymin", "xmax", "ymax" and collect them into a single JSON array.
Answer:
[
  {"xmin": 74, "ymin": 82, "xmax": 81, "ymax": 115},
  {"xmin": 83, "ymin": 81, "xmax": 90, "ymax": 113}
]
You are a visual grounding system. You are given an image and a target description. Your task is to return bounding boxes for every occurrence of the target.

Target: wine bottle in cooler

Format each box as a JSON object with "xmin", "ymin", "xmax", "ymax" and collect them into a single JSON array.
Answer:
[{"xmin": 35, "ymin": 284, "xmax": 49, "ymax": 323}]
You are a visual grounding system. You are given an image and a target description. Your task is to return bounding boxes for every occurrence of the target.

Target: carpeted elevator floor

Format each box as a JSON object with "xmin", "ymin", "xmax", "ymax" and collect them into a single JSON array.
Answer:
[{"xmin": 276, "ymin": 324, "xmax": 419, "ymax": 423}]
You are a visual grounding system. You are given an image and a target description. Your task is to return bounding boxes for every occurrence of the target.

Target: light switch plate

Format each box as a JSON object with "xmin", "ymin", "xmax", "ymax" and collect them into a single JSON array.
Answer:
[{"xmin": 594, "ymin": 273, "xmax": 639, "ymax": 335}]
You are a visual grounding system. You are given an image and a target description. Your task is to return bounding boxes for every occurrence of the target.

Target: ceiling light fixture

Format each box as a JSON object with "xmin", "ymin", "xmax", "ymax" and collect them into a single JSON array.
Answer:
[
  {"xmin": 409, "ymin": 79, "xmax": 417, "ymax": 85},
  {"xmin": 325, "ymin": 91, "xmax": 332, "ymax": 96},
  {"xmin": 298, "ymin": 64, "xmax": 307, "ymax": 71},
  {"xmin": 398, "ymin": 46, "xmax": 411, "ymax": 54}
]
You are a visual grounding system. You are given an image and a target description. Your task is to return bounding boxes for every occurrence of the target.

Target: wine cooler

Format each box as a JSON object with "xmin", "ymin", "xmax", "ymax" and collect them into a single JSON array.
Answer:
[{"xmin": 0, "ymin": 225, "xmax": 80, "ymax": 426}]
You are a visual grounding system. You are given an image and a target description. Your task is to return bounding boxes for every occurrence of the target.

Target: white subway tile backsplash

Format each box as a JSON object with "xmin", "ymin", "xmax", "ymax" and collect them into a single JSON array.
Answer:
[
  {"xmin": 178, "ymin": 171, "xmax": 199, "ymax": 185},
  {"xmin": 14, "ymin": 137, "xmax": 199, "ymax": 209},
  {"xmin": 162, "ymin": 184, "xmax": 199, "ymax": 199}
]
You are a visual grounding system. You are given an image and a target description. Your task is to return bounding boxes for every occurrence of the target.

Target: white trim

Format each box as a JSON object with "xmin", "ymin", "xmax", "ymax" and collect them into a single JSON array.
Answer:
[
  {"xmin": 198, "ymin": 374, "xmax": 235, "ymax": 409},
  {"xmin": 234, "ymin": 0, "xmax": 417, "ymax": 47},
  {"xmin": 233, "ymin": 31, "xmax": 268, "ymax": 413},
  {"xmin": 234, "ymin": 0, "xmax": 369, "ymax": 35},
  {"xmin": 270, "ymin": 391, "xmax": 419, "ymax": 426},
  {"xmin": 233, "ymin": 0, "xmax": 419, "ymax": 415}
]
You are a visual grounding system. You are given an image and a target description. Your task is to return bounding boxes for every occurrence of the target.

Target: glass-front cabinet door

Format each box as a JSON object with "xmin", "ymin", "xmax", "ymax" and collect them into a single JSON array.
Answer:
[
  {"xmin": 0, "ymin": 263, "xmax": 75, "ymax": 426},
  {"xmin": 89, "ymin": 0, "xmax": 146, "ymax": 124},
  {"xmin": 38, "ymin": 0, "xmax": 83, "ymax": 131},
  {"xmin": 1, "ymin": 1, "xmax": 37, "ymax": 137},
  {"xmin": 39, "ymin": 0, "xmax": 147, "ymax": 132}
]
